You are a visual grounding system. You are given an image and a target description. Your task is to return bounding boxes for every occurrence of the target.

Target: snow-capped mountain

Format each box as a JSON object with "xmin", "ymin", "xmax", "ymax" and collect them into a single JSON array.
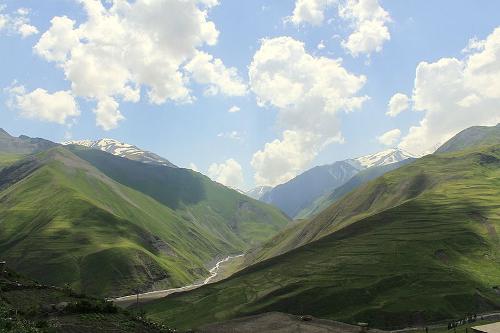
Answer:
[
  {"xmin": 347, "ymin": 148, "xmax": 416, "ymax": 170},
  {"xmin": 246, "ymin": 186, "xmax": 273, "ymax": 200},
  {"xmin": 63, "ymin": 139, "xmax": 177, "ymax": 168}
]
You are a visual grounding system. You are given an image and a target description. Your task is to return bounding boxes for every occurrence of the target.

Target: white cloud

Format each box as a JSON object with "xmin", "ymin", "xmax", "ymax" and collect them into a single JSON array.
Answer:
[
  {"xmin": 228, "ymin": 105, "xmax": 241, "ymax": 113},
  {"xmin": 208, "ymin": 158, "xmax": 245, "ymax": 189},
  {"xmin": 399, "ymin": 27, "xmax": 500, "ymax": 155},
  {"xmin": 289, "ymin": 0, "xmax": 391, "ymax": 56},
  {"xmin": 317, "ymin": 40, "xmax": 326, "ymax": 50},
  {"xmin": 93, "ymin": 96, "xmax": 124, "ymax": 131},
  {"xmin": 185, "ymin": 51, "xmax": 247, "ymax": 96},
  {"xmin": 0, "ymin": 5, "xmax": 38, "ymax": 38},
  {"xmin": 32, "ymin": 0, "xmax": 244, "ymax": 130},
  {"xmin": 386, "ymin": 93, "xmax": 409, "ymax": 117},
  {"xmin": 290, "ymin": 0, "xmax": 336, "ymax": 26},
  {"xmin": 339, "ymin": 0, "xmax": 391, "ymax": 56},
  {"xmin": 249, "ymin": 37, "xmax": 367, "ymax": 186},
  {"xmin": 217, "ymin": 131, "xmax": 242, "ymax": 141},
  {"xmin": 7, "ymin": 85, "xmax": 79, "ymax": 124},
  {"xmin": 377, "ymin": 128, "xmax": 401, "ymax": 146},
  {"xmin": 188, "ymin": 163, "xmax": 199, "ymax": 172}
]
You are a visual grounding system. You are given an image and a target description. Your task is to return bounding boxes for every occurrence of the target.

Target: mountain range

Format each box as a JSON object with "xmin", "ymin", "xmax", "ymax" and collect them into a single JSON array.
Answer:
[
  {"xmin": 258, "ymin": 148, "xmax": 416, "ymax": 219},
  {"xmin": 0, "ymin": 129, "xmax": 289, "ymax": 297},
  {"xmin": 142, "ymin": 125, "xmax": 500, "ymax": 330},
  {"xmin": 63, "ymin": 138, "xmax": 177, "ymax": 168}
]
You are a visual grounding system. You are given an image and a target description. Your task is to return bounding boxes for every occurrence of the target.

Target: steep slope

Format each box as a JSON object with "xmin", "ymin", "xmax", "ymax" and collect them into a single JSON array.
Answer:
[
  {"xmin": 297, "ymin": 158, "xmax": 415, "ymax": 219},
  {"xmin": 261, "ymin": 149, "xmax": 415, "ymax": 219},
  {"xmin": 261, "ymin": 161, "xmax": 360, "ymax": 218},
  {"xmin": 436, "ymin": 124, "xmax": 500, "ymax": 154},
  {"xmin": 144, "ymin": 145, "xmax": 500, "ymax": 329},
  {"xmin": 70, "ymin": 146, "xmax": 290, "ymax": 246},
  {"xmin": 0, "ymin": 147, "xmax": 289, "ymax": 297},
  {"xmin": 64, "ymin": 138, "xmax": 177, "ymax": 167},
  {"xmin": 0, "ymin": 128, "xmax": 58, "ymax": 155}
]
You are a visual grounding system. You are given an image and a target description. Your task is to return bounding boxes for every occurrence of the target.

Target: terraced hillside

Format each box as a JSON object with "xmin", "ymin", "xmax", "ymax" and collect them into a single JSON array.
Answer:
[
  {"xmin": 0, "ymin": 146, "xmax": 289, "ymax": 297},
  {"xmin": 143, "ymin": 144, "xmax": 500, "ymax": 330}
]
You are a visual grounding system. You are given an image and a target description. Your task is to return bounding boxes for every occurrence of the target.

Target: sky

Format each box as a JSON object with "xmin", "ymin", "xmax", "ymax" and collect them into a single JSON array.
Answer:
[{"xmin": 1, "ymin": 0, "xmax": 500, "ymax": 190}]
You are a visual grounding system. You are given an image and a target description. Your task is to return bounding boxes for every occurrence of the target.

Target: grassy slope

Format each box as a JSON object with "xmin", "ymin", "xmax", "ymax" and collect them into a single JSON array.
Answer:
[
  {"xmin": 296, "ymin": 159, "xmax": 415, "ymax": 219},
  {"xmin": 71, "ymin": 147, "xmax": 290, "ymax": 247},
  {"xmin": 0, "ymin": 152, "xmax": 24, "ymax": 170},
  {"xmin": 0, "ymin": 147, "xmax": 289, "ymax": 297},
  {"xmin": 0, "ymin": 148, "xmax": 242, "ymax": 297},
  {"xmin": 144, "ymin": 145, "xmax": 500, "ymax": 329},
  {"xmin": 437, "ymin": 124, "xmax": 500, "ymax": 154}
]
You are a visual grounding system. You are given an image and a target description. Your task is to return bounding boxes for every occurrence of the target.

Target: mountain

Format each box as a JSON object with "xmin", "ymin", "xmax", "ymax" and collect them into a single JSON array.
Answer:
[
  {"xmin": 0, "ymin": 128, "xmax": 58, "ymax": 155},
  {"xmin": 346, "ymin": 148, "xmax": 416, "ymax": 169},
  {"xmin": 246, "ymin": 186, "xmax": 272, "ymax": 200},
  {"xmin": 143, "ymin": 143, "xmax": 500, "ymax": 330},
  {"xmin": 0, "ymin": 144, "xmax": 289, "ymax": 298},
  {"xmin": 63, "ymin": 138, "xmax": 177, "ymax": 167},
  {"xmin": 260, "ymin": 148, "xmax": 415, "ymax": 219},
  {"xmin": 436, "ymin": 123, "xmax": 500, "ymax": 154},
  {"xmin": 296, "ymin": 158, "xmax": 416, "ymax": 219},
  {"xmin": 261, "ymin": 161, "xmax": 360, "ymax": 218}
]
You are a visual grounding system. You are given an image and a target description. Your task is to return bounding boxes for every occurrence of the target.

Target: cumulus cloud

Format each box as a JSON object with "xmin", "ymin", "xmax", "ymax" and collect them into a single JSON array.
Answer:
[
  {"xmin": 249, "ymin": 37, "xmax": 367, "ymax": 186},
  {"xmin": 290, "ymin": 0, "xmax": 336, "ymax": 26},
  {"xmin": 377, "ymin": 128, "xmax": 401, "ymax": 146},
  {"xmin": 0, "ymin": 5, "xmax": 38, "ymax": 38},
  {"xmin": 32, "ymin": 0, "xmax": 245, "ymax": 130},
  {"xmin": 228, "ymin": 105, "xmax": 240, "ymax": 113},
  {"xmin": 399, "ymin": 27, "xmax": 500, "ymax": 155},
  {"xmin": 289, "ymin": 0, "xmax": 391, "ymax": 56},
  {"xmin": 339, "ymin": 0, "xmax": 391, "ymax": 56},
  {"xmin": 386, "ymin": 93, "xmax": 409, "ymax": 117},
  {"xmin": 7, "ymin": 85, "xmax": 79, "ymax": 124},
  {"xmin": 185, "ymin": 51, "xmax": 247, "ymax": 96},
  {"xmin": 208, "ymin": 158, "xmax": 245, "ymax": 189}
]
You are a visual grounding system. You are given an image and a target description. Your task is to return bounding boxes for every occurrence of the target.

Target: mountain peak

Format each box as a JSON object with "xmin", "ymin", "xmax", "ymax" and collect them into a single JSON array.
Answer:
[
  {"xmin": 0, "ymin": 128, "xmax": 11, "ymax": 138},
  {"xmin": 63, "ymin": 138, "xmax": 177, "ymax": 168},
  {"xmin": 347, "ymin": 148, "xmax": 416, "ymax": 169}
]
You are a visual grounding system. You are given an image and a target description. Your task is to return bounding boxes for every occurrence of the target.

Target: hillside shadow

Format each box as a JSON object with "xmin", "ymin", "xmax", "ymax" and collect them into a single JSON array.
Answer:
[{"xmin": 72, "ymin": 149, "xmax": 206, "ymax": 209}]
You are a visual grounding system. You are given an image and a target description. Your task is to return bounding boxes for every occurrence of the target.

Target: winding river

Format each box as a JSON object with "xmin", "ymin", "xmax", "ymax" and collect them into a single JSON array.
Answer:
[{"xmin": 113, "ymin": 254, "xmax": 244, "ymax": 308}]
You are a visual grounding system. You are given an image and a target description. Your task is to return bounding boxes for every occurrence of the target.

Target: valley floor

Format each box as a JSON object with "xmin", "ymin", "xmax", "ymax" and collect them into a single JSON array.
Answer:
[{"xmin": 113, "ymin": 254, "xmax": 244, "ymax": 308}]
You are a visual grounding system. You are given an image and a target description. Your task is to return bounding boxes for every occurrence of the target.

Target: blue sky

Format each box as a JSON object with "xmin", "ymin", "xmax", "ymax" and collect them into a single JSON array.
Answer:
[{"xmin": 1, "ymin": 0, "xmax": 500, "ymax": 190}]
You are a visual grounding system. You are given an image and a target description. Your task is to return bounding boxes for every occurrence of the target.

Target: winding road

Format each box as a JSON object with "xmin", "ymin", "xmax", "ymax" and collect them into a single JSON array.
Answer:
[{"xmin": 113, "ymin": 254, "xmax": 243, "ymax": 308}]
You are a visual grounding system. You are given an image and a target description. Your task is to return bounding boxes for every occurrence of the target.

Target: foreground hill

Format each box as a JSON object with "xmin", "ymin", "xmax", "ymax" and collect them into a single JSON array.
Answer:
[
  {"xmin": 261, "ymin": 148, "xmax": 414, "ymax": 219},
  {"xmin": 143, "ymin": 144, "xmax": 500, "ymax": 329},
  {"xmin": 0, "ymin": 146, "xmax": 289, "ymax": 297},
  {"xmin": 0, "ymin": 267, "xmax": 171, "ymax": 332}
]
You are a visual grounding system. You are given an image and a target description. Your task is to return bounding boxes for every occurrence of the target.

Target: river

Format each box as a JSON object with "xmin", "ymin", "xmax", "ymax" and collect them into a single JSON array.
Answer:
[{"xmin": 113, "ymin": 254, "xmax": 244, "ymax": 308}]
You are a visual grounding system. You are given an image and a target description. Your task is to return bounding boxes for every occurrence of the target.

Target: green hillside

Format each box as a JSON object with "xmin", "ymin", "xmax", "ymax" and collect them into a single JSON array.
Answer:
[
  {"xmin": 70, "ymin": 147, "xmax": 289, "ymax": 246},
  {"xmin": 0, "ymin": 147, "xmax": 289, "ymax": 298},
  {"xmin": 437, "ymin": 124, "xmax": 500, "ymax": 154},
  {"xmin": 0, "ymin": 267, "xmax": 172, "ymax": 332},
  {"xmin": 296, "ymin": 159, "xmax": 415, "ymax": 219},
  {"xmin": 143, "ymin": 145, "xmax": 500, "ymax": 330}
]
